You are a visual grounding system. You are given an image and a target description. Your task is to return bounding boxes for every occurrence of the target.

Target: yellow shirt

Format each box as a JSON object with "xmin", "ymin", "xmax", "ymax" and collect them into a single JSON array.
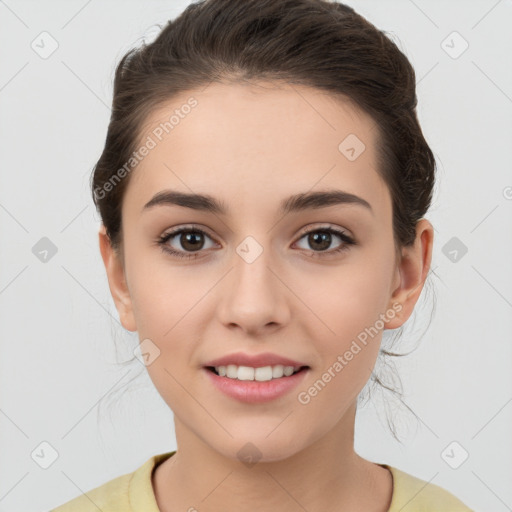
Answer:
[{"xmin": 50, "ymin": 451, "xmax": 474, "ymax": 511}]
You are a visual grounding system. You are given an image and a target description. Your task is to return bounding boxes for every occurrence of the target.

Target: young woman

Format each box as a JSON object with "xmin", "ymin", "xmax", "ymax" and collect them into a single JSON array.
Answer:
[{"xmin": 51, "ymin": 0, "xmax": 473, "ymax": 510}]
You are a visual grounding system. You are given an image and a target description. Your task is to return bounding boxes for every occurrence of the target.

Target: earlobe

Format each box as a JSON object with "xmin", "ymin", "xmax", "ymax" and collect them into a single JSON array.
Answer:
[
  {"xmin": 98, "ymin": 225, "xmax": 138, "ymax": 332},
  {"xmin": 384, "ymin": 219, "xmax": 434, "ymax": 330}
]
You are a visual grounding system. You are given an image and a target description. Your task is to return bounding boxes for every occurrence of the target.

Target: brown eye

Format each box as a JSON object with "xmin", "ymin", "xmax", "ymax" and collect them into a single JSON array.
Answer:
[
  {"xmin": 295, "ymin": 226, "xmax": 356, "ymax": 257},
  {"xmin": 306, "ymin": 231, "xmax": 333, "ymax": 251},
  {"xmin": 178, "ymin": 231, "xmax": 206, "ymax": 251},
  {"xmin": 157, "ymin": 227, "xmax": 217, "ymax": 259}
]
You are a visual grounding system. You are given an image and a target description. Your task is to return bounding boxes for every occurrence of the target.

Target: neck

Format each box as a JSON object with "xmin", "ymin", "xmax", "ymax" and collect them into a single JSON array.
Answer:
[{"xmin": 153, "ymin": 402, "xmax": 393, "ymax": 512}]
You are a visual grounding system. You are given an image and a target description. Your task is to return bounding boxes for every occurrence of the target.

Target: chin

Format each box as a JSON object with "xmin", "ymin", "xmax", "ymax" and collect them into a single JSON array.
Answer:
[{"xmin": 209, "ymin": 432, "xmax": 311, "ymax": 466}]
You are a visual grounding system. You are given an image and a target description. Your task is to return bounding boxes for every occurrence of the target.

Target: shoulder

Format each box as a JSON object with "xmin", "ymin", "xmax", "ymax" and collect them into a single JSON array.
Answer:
[
  {"xmin": 49, "ymin": 452, "xmax": 176, "ymax": 512},
  {"xmin": 385, "ymin": 465, "xmax": 474, "ymax": 511},
  {"xmin": 49, "ymin": 471, "xmax": 132, "ymax": 512}
]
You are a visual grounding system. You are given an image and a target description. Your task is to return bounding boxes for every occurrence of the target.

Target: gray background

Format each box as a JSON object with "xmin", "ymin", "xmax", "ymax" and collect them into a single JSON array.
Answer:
[{"xmin": 1, "ymin": 1, "xmax": 511, "ymax": 510}]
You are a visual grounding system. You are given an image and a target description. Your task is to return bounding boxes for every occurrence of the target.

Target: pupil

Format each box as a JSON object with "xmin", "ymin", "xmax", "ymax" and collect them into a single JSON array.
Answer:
[
  {"xmin": 182, "ymin": 232, "xmax": 203, "ymax": 251},
  {"xmin": 310, "ymin": 232, "xmax": 330, "ymax": 251}
]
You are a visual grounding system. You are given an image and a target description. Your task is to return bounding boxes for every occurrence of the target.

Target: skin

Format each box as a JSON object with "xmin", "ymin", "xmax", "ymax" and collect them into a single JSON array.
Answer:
[{"xmin": 99, "ymin": 81, "xmax": 433, "ymax": 512}]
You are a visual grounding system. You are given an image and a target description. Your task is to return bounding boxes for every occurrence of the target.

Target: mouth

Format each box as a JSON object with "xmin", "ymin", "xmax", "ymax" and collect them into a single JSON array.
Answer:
[
  {"xmin": 204, "ymin": 364, "xmax": 310, "ymax": 381},
  {"xmin": 203, "ymin": 363, "xmax": 311, "ymax": 404}
]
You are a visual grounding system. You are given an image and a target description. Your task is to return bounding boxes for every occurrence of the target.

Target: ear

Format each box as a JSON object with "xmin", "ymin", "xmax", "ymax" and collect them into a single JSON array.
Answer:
[
  {"xmin": 384, "ymin": 218, "xmax": 434, "ymax": 329},
  {"xmin": 98, "ymin": 224, "xmax": 137, "ymax": 332}
]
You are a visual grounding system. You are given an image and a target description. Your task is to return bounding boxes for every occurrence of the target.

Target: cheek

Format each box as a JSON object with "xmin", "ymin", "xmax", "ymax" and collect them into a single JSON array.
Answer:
[
  {"xmin": 127, "ymin": 264, "xmax": 203, "ymax": 413},
  {"xmin": 306, "ymin": 252, "xmax": 393, "ymax": 348},
  {"xmin": 125, "ymin": 239, "xmax": 201, "ymax": 337},
  {"xmin": 125, "ymin": 244, "xmax": 212, "ymax": 371},
  {"xmin": 297, "ymin": 252, "xmax": 395, "ymax": 413},
  {"xmin": 296, "ymin": 269, "xmax": 391, "ymax": 417}
]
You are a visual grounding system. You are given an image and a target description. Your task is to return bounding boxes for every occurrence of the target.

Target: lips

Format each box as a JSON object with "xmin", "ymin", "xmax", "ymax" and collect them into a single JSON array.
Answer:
[
  {"xmin": 203, "ymin": 363, "xmax": 310, "ymax": 404},
  {"xmin": 203, "ymin": 351, "xmax": 309, "ymax": 369}
]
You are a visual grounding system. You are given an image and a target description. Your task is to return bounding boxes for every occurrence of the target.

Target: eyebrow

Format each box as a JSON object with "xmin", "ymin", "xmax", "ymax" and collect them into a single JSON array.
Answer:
[{"xmin": 142, "ymin": 189, "xmax": 373, "ymax": 216}]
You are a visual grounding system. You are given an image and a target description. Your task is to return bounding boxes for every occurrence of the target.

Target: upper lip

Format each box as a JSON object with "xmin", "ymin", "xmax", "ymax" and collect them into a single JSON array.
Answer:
[{"xmin": 203, "ymin": 352, "xmax": 309, "ymax": 368}]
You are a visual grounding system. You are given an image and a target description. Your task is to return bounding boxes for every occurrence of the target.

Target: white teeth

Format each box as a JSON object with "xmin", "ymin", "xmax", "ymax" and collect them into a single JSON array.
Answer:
[
  {"xmin": 213, "ymin": 364, "xmax": 302, "ymax": 381},
  {"xmin": 255, "ymin": 366, "xmax": 273, "ymax": 381},
  {"xmin": 283, "ymin": 366, "xmax": 294, "ymax": 377},
  {"xmin": 238, "ymin": 366, "xmax": 254, "ymax": 381},
  {"xmin": 272, "ymin": 365, "xmax": 284, "ymax": 378},
  {"xmin": 226, "ymin": 364, "xmax": 238, "ymax": 378}
]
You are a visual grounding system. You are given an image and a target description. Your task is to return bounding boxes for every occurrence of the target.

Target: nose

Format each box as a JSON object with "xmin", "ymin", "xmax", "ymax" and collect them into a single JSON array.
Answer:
[{"xmin": 216, "ymin": 245, "xmax": 291, "ymax": 336}]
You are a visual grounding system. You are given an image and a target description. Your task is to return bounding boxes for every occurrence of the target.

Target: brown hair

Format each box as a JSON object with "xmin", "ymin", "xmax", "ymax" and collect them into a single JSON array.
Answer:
[{"xmin": 93, "ymin": 0, "xmax": 437, "ymax": 440}]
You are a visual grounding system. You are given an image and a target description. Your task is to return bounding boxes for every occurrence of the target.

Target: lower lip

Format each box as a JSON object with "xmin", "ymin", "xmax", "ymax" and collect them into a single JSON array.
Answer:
[{"xmin": 203, "ymin": 367, "xmax": 310, "ymax": 404}]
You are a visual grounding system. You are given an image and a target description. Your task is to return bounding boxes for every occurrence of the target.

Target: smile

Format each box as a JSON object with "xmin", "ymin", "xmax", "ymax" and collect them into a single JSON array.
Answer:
[
  {"xmin": 203, "ymin": 365, "xmax": 310, "ymax": 404},
  {"xmin": 208, "ymin": 364, "xmax": 306, "ymax": 381}
]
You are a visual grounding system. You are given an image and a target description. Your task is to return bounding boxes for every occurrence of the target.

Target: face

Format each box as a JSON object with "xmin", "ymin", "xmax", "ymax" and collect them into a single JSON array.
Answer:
[{"xmin": 100, "ymin": 81, "xmax": 432, "ymax": 462}]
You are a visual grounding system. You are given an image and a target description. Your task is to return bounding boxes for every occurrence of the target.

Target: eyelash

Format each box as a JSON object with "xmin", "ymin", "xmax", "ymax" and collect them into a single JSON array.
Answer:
[{"xmin": 156, "ymin": 225, "xmax": 356, "ymax": 260}]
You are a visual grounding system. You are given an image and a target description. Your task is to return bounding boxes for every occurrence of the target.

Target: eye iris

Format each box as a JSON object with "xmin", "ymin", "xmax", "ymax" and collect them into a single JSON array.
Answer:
[
  {"xmin": 309, "ymin": 231, "xmax": 331, "ymax": 251},
  {"xmin": 181, "ymin": 232, "xmax": 204, "ymax": 251}
]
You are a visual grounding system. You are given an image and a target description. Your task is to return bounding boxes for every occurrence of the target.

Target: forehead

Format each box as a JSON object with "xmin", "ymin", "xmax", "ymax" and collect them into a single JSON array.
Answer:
[{"xmin": 124, "ymin": 80, "xmax": 389, "ymax": 218}]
